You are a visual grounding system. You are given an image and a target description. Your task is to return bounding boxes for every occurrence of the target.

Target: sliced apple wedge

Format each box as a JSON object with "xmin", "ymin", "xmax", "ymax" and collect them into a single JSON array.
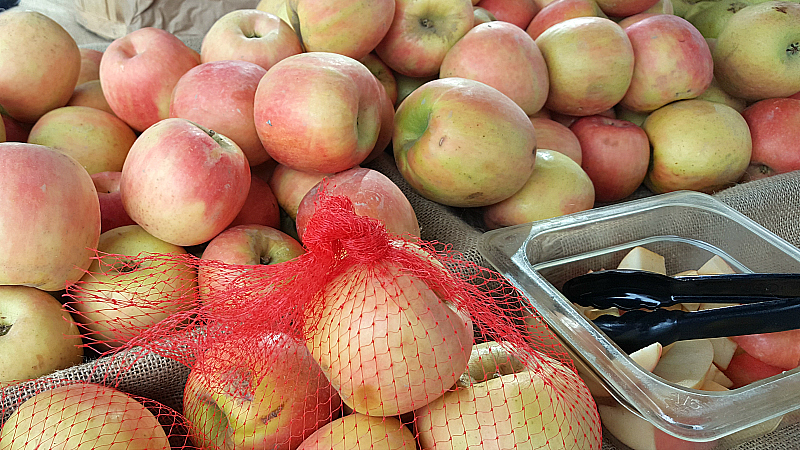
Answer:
[
  {"xmin": 617, "ymin": 246, "xmax": 667, "ymax": 274},
  {"xmin": 708, "ymin": 337, "xmax": 738, "ymax": 371},
  {"xmin": 598, "ymin": 403, "xmax": 658, "ymax": 450},
  {"xmin": 697, "ymin": 255, "xmax": 736, "ymax": 275},
  {"xmin": 629, "ymin": 342, "xmax": 663, "ymax": 372},
  {"xmin": 652, "ymin": 339, "xmax": 715, "ymax": 389}
]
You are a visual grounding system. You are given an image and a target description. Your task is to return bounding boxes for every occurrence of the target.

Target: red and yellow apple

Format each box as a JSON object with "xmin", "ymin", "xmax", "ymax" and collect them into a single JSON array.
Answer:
[
  {"xmin": 100, "ymin": 27, "xmax": 200, "ymax": 132},
  {"xmin": 475, "ymin": 0, "xmax": 540, "ymax": 28},
  {"xmin": 170, "ymin": 60, "xmax": 270, "ymax": 166},
  {"xmin": 200, "ymin": 9, "xmax": 302, "ymax": 71},
  {"xmin": 439, "ymin": 21, "xmax": 550, "ymax": 115},
  {"xmin": 77, "ymin": 48, "xmax": 104, "ymax": 86},
  {"xmin": 530, "ymin": 117, "xmax": 583, "ymax": 164},
  {"xmin": 67, "ymin": 80, "xmax": 116, "ymax": 116},
  {"xmin": 296, "ymin": 414, "xmax": 415, "ymax": 449},
  {"xmin": 0, "ymin": 143, "xmax": 100, "ymax": 291},
  {"xmin": 0, "ymin": 10, "xmax": 81, "ymax": 124},
  {"xmin": 120, "ymin": 118, "xmax": 251, "ymax": 246},
  {"xmin": 268, "ymin": 164, "xmax": 332, "ymax": 221},
  {"xmin": 740, "ymin": 97, "xmax": 800, "ymax": 181},
  {"xmin": 526, "ymin": 0, "xmax": 606, "ymax": 39},
  {"xmin": 92, "ymin": 171, "xmax": 137, "ymax": 234},
  {"xmin": 394, "ymin": 77, "xmax": 537, "ymax": 207},
  {"xmin": 254, "ymin": 52, "xmax": 384, "ymax": 174}
]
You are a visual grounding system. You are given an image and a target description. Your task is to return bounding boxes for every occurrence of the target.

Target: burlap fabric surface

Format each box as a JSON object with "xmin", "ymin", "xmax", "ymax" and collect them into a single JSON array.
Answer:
[{"xmin": 2, "ymin": 150, "xmax": 799, "ymax": 449}]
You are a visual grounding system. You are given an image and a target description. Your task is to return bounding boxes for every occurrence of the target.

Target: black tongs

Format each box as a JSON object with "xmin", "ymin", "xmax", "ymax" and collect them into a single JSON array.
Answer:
[{"xmin": 560, "ymin": 270, "xmax": 800, "ymax": 353}]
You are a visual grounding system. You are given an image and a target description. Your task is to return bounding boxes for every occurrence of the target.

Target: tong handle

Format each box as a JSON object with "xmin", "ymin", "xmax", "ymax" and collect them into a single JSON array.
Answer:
[{"xmin": 592, "ymin": 296, "xmax": 800, "ymax": 353}]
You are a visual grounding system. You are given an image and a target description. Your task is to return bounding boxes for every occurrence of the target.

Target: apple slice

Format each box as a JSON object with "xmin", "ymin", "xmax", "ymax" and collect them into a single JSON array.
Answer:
[
  {"xmin": 697, "ymin": 255, "xmax": 736, "ymax": 275},
  {"xmin": 731, "ymin": 329, "xmax": 800, "ymax": 371},
  {"xmin": 705, "ymin": 364, "xmax": 734, "ymax": 389},
  {"xmin": 708, "ymin": 337, "xmax": 738, "ymax": 371},
  {"xmin": 723, "ymin": 352, "xmax": 786, "ymax": 389},
  {"xmin": 652, "ymin": 339, "xmax": 714, "ymax": 389},
  {"xmin": 599, "ymin": 403, "xmax": 658, "ymax": 450},
  {"xmin": 630, "ymin": 342, "xmax": 663, "ymax": 372},
  {"xmin": 617, "ymin": 246, "xmax": 667, "ymax": 274}
]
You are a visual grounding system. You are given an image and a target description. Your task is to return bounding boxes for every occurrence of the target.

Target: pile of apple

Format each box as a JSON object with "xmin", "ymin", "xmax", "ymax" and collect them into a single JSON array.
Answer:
[{"xmin": 0, "ymin": 0, "xmax": 799, "ymax": 447}]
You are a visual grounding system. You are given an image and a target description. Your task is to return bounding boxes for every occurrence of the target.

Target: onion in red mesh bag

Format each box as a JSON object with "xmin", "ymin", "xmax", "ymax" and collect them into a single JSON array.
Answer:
[{"xmin": 0, "ymin": 382, "xmax": 170, "ymax": 449}]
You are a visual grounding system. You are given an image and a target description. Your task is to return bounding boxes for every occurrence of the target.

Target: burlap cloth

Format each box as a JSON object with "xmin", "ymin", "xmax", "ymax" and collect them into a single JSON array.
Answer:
[{"xmin": 2, "ymin": 151, "xmax": 797, "ymax": 449}]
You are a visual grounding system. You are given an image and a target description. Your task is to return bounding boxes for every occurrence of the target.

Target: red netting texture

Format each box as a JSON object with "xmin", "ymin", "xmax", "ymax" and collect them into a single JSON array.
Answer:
[{"xmin": 2, "ymin": 192, "xmax": 602, "ymax": 449}]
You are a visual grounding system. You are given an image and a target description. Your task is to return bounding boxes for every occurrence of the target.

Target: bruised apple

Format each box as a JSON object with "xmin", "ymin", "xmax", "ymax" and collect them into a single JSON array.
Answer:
[
  {"xmin": 183, "ymin": 333, "xmax": 341, "ymax": 450},
  {"xmin": 305, "ymin": 241, "xmax": 474, "ymax": 416}
]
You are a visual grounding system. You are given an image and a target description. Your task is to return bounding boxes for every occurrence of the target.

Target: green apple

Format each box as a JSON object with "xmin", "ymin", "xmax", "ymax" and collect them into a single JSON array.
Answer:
[
  {"xmin": 0, "ymin": 286, "xmax": 83, "ymax": 387},
  {"xmin": 713, "ymin": 1, "xmax": 800, "ymax": 101},
  {"xmin": 69, "ymin": 224, "xmax": 197, "ymax": 350},
  {"xmin": 183, "ymin": 333, "xmax": 342, "ymax": 450},
  {"xmin": 643, "ymin": 99, "xmax": 751, "ymax": 193},
  {"xmin": 415, "ymin": 341, "xmax": 602, "ymax": 449},
  {"xmin": 0, "ymin": 382, "xmax": 170, "ymax": 449}
]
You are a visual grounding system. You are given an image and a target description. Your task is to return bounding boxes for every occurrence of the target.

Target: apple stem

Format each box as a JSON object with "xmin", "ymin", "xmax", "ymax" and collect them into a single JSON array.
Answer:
[
  {"xmin": 789, "ymin": 42, "xmax": 799, "ymax": 56},
  {"xmin": 0, "ymin": 324, "xmax": 10, "ymax": 336}
]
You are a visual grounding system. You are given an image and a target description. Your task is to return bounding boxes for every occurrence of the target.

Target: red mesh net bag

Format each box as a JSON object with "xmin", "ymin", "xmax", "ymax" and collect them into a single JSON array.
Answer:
[{"xmin": 18, "ymin": 192, "xmax": 603, "ymax": 449}]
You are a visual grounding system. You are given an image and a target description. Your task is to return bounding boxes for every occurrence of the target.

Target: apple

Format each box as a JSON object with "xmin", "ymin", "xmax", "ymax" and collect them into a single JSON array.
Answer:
[
  {"xmin": 296, "ymin": 414, "xmax": 415, "ymax": 449},
  {"xmin": 740, "ymin": 97, "xmax": 800, "ymax": 181},
  {"xmin": 644, "ymin": 0, "xmax": 675, "ymax": 14},
  {"xmin": 100, "ymin": 27, "xmax": 200, "ymax": 132},
  {"xmin": 530, "ymin": 117, "xmax": 583, "ymax": 164},
  {"xmin": 170, "ymin": 60, "xmax": 270, "ymax": 167},
  {"xmin": 67, "ymin": 80, "xmax": 116, "ymax": 116},
  {"xmin": 652, "ymin": 339, "xmax": 715, "ymax": 388},
  {"xmin": 375, "ymin": 0, "xmax": 475, "ymax": 77},
  {"xmin": 618, "ymin": 246, "xmax": 666, "ymax": 274},
  {"xmin": 620, "ymin": 14, "xmax": 714, "ymax": 113},
  {"xmin": 685, "ymin": 0, "xmax": 754, "ymax": 39},
  {"xmin": 359, "ymin": 52, "xmax": 399, "ymax": 106},
  {"xmin": 77, "ymin": 48, "xmax": 103, "ymax": 86},
  {"xmin": 393, "ymin": 72, "xmax": 438, "ymax": 107},
  {"xmin": 550, "ymin": 107, "xmax": 617, "ymax": 127},
  {"xmin": 394, "ymin": 77, "xmax": 537, "ymax": 208},
  {"xmin": 254, "ymin": 52, "xmax": 383, "ymax": 174},
  {"xmin": 92, "ymin": 171, "xmax": 137, "ymax": 234},
  {"xmin": 731, "ymin": 329, "xmax": 800, "ymax": 371},
  {"xmin": 120, "ymin": 118, "xmax": 251, "ymax": 247},
  {"xmin": 712, "ymin": 1, "xmax": 800, "ymax": 101},
  {"xmin": 483, "ymin": 149, "xmax": 595, "ymax": 229},
  {"xmin": 200, "ymin": 9, "xmax": 302, "ymax": 71},
  {"xmin": 595, "ymin": 0, "xmax": 660, "ymax": 17},
  {"xmin": 630, "ymin": 341, "xmax": 663, "ymax": 371},
  {"xmin": 268, "ymin": 164, "xmax": 331, "ymax": 221},
  {"xmin": 0, "ymin": 143, "xmax": 100, "ymax": 291},
  {"xmin": 569, "ymin": 115, "xmax": 650, "ymax": 202},
  {"xmin": 617, "ymin": 11, "xmax": 660, "ymax": 28},
  {"xmin": 724, "ymin": 351, "xmax": 787, "ymax": 388},
  {"xmin": 27, "ymin": 106, "xmax": 136, "ymax": 175},
  {"xmin": 475, "ymin": 0, "xmax": 540, "ymax": 28},
  {"xmin": 305, "ymin": 239, "xmax": 474, "ymax": 416},
  {"xmin": 695, "ymin": 76, "xmax": 747, "ymax": 113},
  {"xmin": 226, "ymin": 174, "xmax": 281, "ymax": 230},
  {"xmin": 67, "ymin": 224, "xmax": 197, "ymax": 350},
  {"xmin": 0, "ymin": 10, "xmax": 81, "ymax": 123},
  {"xmin": 295, "ymin": 167, "xmax": 420, "ymax": 241},
  {"xmin": 526, "ymin": 0, "xmax": 607, "ymax": 40},
  {"xmin": 473, "ymin": 6, "xmax": 497, "ymax": 24},
  {"xmin": 198, "ymin": 224, "xmax": 305, "ymax": 305},
  {"xmin": 184, "ymin": 333, "xmax": 341, "ymax": 450},
  {"xmin": 0, "ymin": 286, "xmax": 83, "ymax": 387},
  {"xmin": 0, "ymin": 109, "xmax": 31, "ymax": 142},
  {"xmin": 0, "ymin": 382, "xmax": 170, "ymax": 449},
  {"xmin": 361, "ymin": 82, "xmax": 396, "ymax": 165},
  {"xmin": 416, "ymin": 342, "xmax": 602, "ymax": 449},
  {"xmin": 256, "ymin": 0, "xmax": 293, "ymax": 26},
  {"xmin": 642, "ymin": 99, "xmax": 751, "ymax": 194},
  {"xmin": 535, "ymin": 17, "xmax": 635, "ymax": 116},
  {"xmin": 614, "ymin": 103, "xmax": 650, "ymax": 127},
  {"xmin": 439, "ymin": 21, "xmax": 550, "ymax": 116},
  {"xmin": 286, "ymin": 0, "xmax": 396, "ymax": 60}
]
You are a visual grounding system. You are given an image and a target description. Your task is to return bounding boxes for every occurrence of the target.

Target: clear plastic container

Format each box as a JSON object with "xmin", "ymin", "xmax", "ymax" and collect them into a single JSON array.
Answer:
[{"xmin": 478, "ymin": 190, "xmax": 800, "ymax": 448}]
